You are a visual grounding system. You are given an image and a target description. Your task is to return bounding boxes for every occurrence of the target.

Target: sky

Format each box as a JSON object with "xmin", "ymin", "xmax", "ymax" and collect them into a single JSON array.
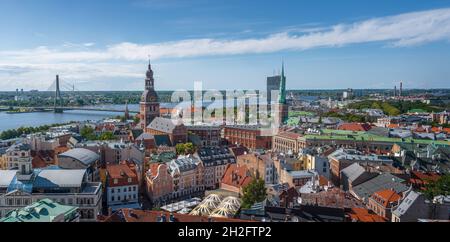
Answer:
[{"xmin": 1, "ymin": 0, "xmax": 450, "ymax": 91}]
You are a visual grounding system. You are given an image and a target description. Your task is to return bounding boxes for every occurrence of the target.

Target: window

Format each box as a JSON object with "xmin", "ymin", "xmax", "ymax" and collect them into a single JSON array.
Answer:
[
  {"xmin": 128, "ymin": 187, "xmax": 131, "ymax": 192},
  {"xmin": 128, "ymin": 178, "xmax": 132, "ymax": 183},
  {"xmin": 113, "ymin": 179, "xmax": 118, "ymax": 184},
  {"xmin": 111, "ymin": 196, "xmax": 115, "ymax": 201},
  {"xmin": 111, "ymin": 188, "xmax": 115, "ymax": 193},
  {"xmin": 133, "ymin": 186, "xmax": 136, "ymax": 191}
]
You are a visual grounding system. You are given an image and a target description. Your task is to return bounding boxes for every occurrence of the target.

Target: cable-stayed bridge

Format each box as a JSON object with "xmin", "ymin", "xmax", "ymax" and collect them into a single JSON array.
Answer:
[{"xmin": 20, "ymin": 75, "xmax": 138, "ymax": 114}]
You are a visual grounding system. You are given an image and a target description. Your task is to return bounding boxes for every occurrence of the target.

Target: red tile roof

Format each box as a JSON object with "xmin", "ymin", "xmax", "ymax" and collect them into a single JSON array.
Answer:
[
  {"xmin": 106, "ymin": 163, "xmax": 138, "ymax": 187},
  {"xmin": 347, "ymin": 208, "xmax": 387, "ymax": 222},
  {"xmin": 338, "ymin": 123, "xmax": 372, "ymax": 132},
  {"xmin": 229, "ymin": 145, "xmax": 249, "ymax": 157},
  {"xmin": 221, "ymin": 163, "xmax": 253, "ymax": 188},
  {"xmin": 409, "ymin": 171, "xmax": 441, "ymax": 189},
  {"xmin": 277, "ymin": 131, "xmax": 302, "ymax": 140},
  {"xmin": 387, "ymin": 123, "xmax": 400, "ymax": 129},
  {"xmin": 371, "ymin": 189, "xmax": 401, "ymax": 207}
]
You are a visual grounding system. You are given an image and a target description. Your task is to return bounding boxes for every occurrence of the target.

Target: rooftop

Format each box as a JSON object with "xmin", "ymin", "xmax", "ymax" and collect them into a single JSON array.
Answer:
[
  {"xmin": 0, "ymin": 198, "xmax": 78, "ymax": 222},
  {"xmin": 58, "ymin": 148, "xmax": 99, "ymax": 166}
]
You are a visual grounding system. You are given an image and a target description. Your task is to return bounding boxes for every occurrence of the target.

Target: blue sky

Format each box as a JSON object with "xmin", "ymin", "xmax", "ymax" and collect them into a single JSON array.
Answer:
[{"xmin": 1, "ymin": 0, "xmax": 450, "ymax": 91}]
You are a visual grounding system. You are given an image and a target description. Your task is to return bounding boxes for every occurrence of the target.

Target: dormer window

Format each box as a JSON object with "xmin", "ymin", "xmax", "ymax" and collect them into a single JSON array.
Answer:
[
  {"xmin": 128, "ymin": 178, "xmax": 132, "ymax": 183},
  {"xmin": 114, "ymin": 179, "xmax": 118, "ymax": 184}
]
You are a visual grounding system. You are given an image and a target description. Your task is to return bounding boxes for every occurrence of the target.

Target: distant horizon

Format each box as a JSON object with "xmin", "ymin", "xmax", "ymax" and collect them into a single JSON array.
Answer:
[{"xmin": 3, "ymin": 88, "xmax": 450, "ymax": 92}]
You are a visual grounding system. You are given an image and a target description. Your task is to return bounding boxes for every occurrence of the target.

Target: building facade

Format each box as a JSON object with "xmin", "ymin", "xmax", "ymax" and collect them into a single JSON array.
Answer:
[
  {"xmin": 186, "ymin": 125, "xmax": 221, "ymax": 147},
  {"xmin": 167, "ymin": 156, "xmax": 205, "ymax": 199},
  {"xmin": 195, "ymin": 146, "xmax": 236, "ymax": 189},
  {"xmin": 105, "ymin": 162, "xmax": 139, "ymax": 211},
  {"xmin": 145, "ymin": 163, "xmax": 173, "ymax": 205},
  {"xmin": 0, "ymin": 168, "xmax": 102, "ymax": 221},
  {"xmin": 223, "ymin": 125, "xmax": 272, "ymax": 150}
]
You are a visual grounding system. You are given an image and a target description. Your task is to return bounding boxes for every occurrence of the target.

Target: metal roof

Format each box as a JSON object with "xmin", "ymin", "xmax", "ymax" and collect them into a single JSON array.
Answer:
[
  {"xmin": 351, "ymin": 173, "xmax": 408, "ymax": 201},
  {"xmin": 58, "ymin": 148, "xmax": 99, "ymax": 165},
  {"xmin": 341, "ymin": 163, "xmax": 365, "ymax": 182},
  {"xmin": 0, "ymin": 170, "xmax": 17, "ymax": 187},
  {"xmin": 33, "ymin": 169, "xmax": 86, "ymax": 188},
  {"xmin": 392, "ymin": 190, "xmax": 420, "ymax": 217}
]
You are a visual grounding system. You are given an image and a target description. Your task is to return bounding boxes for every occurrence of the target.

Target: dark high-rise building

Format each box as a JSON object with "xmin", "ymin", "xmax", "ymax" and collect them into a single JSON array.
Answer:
[
  {"xmin": 399, "ymin": 81, "xmax": 403, "ymax": 97},
  {"xmin": 267, "ymin": 75, "xmax": 281, "ymax": 105},
  {"xmin": 139, "ymin": 59, "xmax": 160, "ymax": 129}
]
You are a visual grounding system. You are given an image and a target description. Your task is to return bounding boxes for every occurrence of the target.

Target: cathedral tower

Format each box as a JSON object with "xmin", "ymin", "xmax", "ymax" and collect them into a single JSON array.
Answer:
[{"xmin": 140, "ymin": 59, "xmax": 160, "ymax": 129}]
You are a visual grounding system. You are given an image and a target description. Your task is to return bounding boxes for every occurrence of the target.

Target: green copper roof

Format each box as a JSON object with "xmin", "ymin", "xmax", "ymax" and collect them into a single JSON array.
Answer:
[
  {"xmin": 304, "ymin": 129, "xmax": 450, "ymax": 146},
  {"xmin": 0, "ymin": 198, "xmax": 78, "ymax": 222}
]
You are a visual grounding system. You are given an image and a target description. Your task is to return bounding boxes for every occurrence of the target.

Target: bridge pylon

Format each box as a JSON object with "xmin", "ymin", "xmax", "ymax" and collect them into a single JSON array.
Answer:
[{"xmin": 54, "ymin": 75, "xmax": 63, "ymax": 113}]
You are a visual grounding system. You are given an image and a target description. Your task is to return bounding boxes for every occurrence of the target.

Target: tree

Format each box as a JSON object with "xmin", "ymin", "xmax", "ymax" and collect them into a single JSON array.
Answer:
[
  {"xmin": 175, "ymin": 143, "xmax": 186, "ymax": 155},
  {"xmin": 184, "ymin": 142, "xmax": 195, "ymax": 154},
  {"xmin": 99, "ymin": 131, "xmax": 116, "ymax": 141},
  {"xmin": 424, "ymin": 174, "xmax": 450, "ymax": 200},
  {"xmin": 175, "ymin": 142, "xmax": 195, "ymax": 155},
  {"xmin": 133, "ymin": 115, "xmax": 140, "ymax": 124},
  {"xmin": 80, "ymin": 126, "xmax": 97, "ymax": 140},
  {"xmin": 241, "ymin": 178, "xmax": 266, "ymax": 209}
]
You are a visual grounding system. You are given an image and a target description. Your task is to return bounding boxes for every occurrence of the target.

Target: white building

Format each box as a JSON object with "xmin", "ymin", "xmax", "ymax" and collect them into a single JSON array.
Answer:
[{"xmin": 106, "ymin": 163, "xmax": 140, "ymax": 211}]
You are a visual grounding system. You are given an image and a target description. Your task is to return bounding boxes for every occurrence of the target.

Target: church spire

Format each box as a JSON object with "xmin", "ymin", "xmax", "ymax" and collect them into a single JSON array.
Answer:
[{"xmin": 278, "ymin": 61, "xmax": 286, "ymax": 104}]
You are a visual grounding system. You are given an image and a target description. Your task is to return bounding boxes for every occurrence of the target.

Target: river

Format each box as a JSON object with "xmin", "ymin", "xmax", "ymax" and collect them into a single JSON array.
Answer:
[{"xmin": 0, "ymin": 104, "xmax": 139, "ymax": 131}]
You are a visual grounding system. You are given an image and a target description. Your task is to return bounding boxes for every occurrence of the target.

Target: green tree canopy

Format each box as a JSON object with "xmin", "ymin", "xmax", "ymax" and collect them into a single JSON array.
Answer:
[
  {"xmin": 424, "ymin": 174, "xmax": 450, "ymax": 200},
  {"xmin": 99, "ymin": 131, "xmax": 116, "ymax": 141},
  {"xmin": 80, "ymin": 126, "xmax": 97, "ymax": 140},
  {"xmin": 241, "ymin": 178, "xmax": 267, "ymax": 209}
]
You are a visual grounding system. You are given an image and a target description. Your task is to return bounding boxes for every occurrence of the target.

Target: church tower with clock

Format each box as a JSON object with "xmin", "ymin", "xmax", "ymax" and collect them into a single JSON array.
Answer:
[{"xmin": 139, "ymin": 59, "xmax": 160, "ymax": 129}]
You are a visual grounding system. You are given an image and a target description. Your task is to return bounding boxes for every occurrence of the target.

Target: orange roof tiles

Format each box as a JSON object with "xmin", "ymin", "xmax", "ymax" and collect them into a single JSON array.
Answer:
[
  {"xmin": 348, "ymin": 208, "xmax": 387, "ymax": 222},
  {"xmin": 387, "ymin": 123, "xmax": 400, "ymax": 129},
  {"xmin": 277, "ymin": 131, "xmax": 302, "ymax": 140},
  {"xmin": 371, "ymin": 189, "xmax": 401, "ymax": 207},
  {"xmin": 338, "ymin": 123, "xmax": 372, "ymax": 132},
  {"xmin": 106, "ymin": 163, "xmax": 138, "ymax": 187},
  {"xmin": 221, "ymin": 163, "xmax": 253, "ymax": 188}
]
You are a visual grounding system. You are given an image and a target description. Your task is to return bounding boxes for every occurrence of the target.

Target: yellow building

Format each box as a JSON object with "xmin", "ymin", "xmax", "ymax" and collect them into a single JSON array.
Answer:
[{"xmin": 0, "ymin": 154, "xmax": 6, "ymax": 169}]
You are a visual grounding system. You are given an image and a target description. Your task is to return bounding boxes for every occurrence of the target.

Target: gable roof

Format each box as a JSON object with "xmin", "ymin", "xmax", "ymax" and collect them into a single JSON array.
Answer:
[
  {"xmin": 371, "ymin": 189, "xmax": 402, "ymax": 207},
  {"xmin": 351, "ymin": 173, "xmax": 408, "ymax": 201},
  {"xmin": 338, "ymin": 123, "xmax": 372, "ymax": 132},
  {"xmin": 221, "ymin": 163, "xmax": 252, "ymax": 188},
  {"xmin": 147, "ymin": 117, "xmax": 183, "ymax": 133},
  {"xmin": 341, "ymin": 163, "xmax": 365, "ymax": 182}
]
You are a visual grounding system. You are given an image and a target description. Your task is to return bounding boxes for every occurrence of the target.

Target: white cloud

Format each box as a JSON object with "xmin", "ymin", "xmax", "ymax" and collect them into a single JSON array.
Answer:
[{"xmin": 1, "ymin": 7, "xmax": 450, "ymax": 90}]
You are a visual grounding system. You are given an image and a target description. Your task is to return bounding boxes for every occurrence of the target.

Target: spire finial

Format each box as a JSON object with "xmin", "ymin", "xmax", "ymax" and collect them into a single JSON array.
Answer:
[{"xmin": 148, "ymin": 54, "xmax": 151, "ymax": 65}]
